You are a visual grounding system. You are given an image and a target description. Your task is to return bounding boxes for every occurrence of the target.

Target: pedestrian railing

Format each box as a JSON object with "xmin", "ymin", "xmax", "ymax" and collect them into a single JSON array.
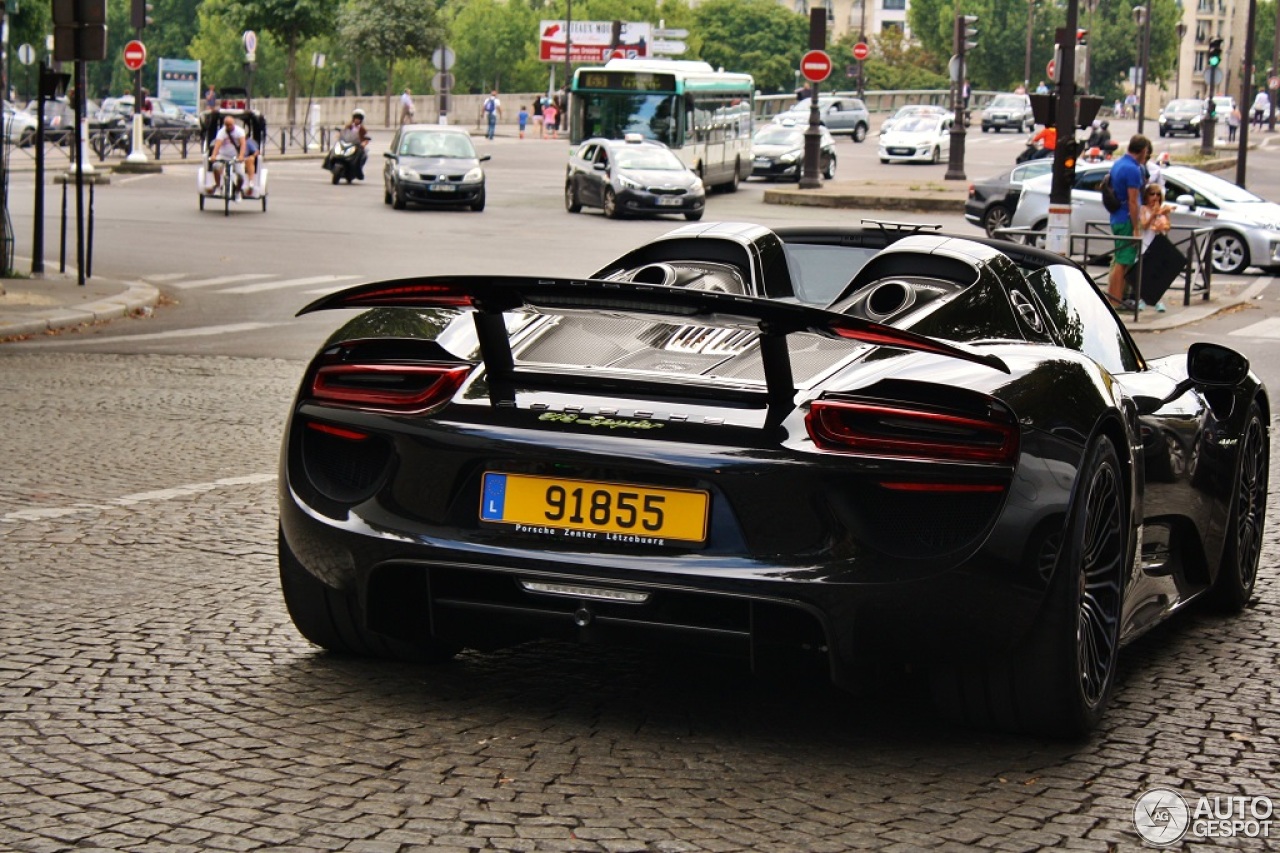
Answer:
[
  {"xmin": 6, "ymin": 124, "xmax": 333, "ymax": 165},
  {"xmin": 995, "ymin": 221, "xmax": 1213, "ymax": 321}
]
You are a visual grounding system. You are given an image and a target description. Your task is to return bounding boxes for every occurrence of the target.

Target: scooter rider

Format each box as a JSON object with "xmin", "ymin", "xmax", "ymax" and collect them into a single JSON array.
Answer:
[
  {"xmin": 336, "ymin": 109, "xmax": 371, "ymax": 180},
  {"xmin": 1085, "ymin": 120, "xmax": 1117, "ymax": 157}
]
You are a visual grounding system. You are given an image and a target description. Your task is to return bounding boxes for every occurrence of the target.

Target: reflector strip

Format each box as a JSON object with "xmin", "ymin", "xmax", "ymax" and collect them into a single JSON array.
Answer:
[
  {"xmin": 519, "ymin": 580, "xmax": 651, "ymax": 603},
  {"xmin": 878, "ymin": 481, "xmax": 1007, "ymax": 492},
  {"xmin": 305, "ymin": 421, "xmax": 370, "ymax": 441}
]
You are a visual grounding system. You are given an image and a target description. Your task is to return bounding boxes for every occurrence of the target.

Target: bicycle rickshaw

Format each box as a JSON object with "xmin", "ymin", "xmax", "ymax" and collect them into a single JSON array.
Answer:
[{"xmin": 198, "ymin": 91, "xmax": 268, "ymax": 215}]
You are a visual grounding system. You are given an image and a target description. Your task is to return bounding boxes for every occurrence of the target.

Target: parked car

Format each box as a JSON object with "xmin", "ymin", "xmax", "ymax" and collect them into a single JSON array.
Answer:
[
  {"xmin": 964, "ymin": 160, "xmax": 1055, "ymax": 236},
  {"xmin": 566, "ymin": 134, "xmax": 705, "ymax": 220},
  {"xmin": 96, "ymin": 96, "xmax": 200, "ymax": 132},
  {"xmin": 1156, "ymin": 99, "xmax": 1204, "ymax": 137},
  {"xmin": 777, "ymin": 96, "xmax": 871, "ymax": 141},
  {"xmin": 278, "ymin": 220, "xmax": 1268, "ymax": 738},
  {"xmin": 23, "ymin": 97, "xmax": 102, "ymax": 142},
  {"xmin": 878, "ymin": 114, "xmax": 953, "ymax": 164},
  {"xmin": 1011, "ymin": 161, "xmax": 1280, "ymax": 274},
  {"xmin": 981, "ymin": 93, "xmax": 1035, "ymax": 133},
  {"xmin": 750, "ymin": 122, "xmax": 837, "ymax": 181},
  {"xmin": 3, "ymin": 101, "xmax": 38, "ymax": 146},
  {"xmin": 880, "ymin": 104, "xmax": 950, "ymax": 135},
  {"xmin": 383, "ymin": 124, "xmax": 488, "ymax": 211}
]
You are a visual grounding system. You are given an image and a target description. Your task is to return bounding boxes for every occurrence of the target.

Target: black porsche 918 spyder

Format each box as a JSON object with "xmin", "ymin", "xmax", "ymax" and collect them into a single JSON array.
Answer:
[{"xmin": 278, "ymin": 221, "xmax": 1269, "ymax": 738}]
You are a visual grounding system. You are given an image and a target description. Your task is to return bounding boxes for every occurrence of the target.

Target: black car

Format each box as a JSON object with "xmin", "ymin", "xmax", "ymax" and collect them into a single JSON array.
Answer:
[
  {"xmin": 565, "ymin": 135, "xmax": 705, "ymax": 220},
  {"xmin": 750, "ymin": 123, "xmax": 837, "ymax": 181},
  {"xmin": 383, "ymin": 124, "xmax": 488, "ymax": 211},
  {"xmin": 278, "ymin": 222, "xmax": 1268, "ymax": 738},
  {"xmin": 964, "ymin": 160, "xmax": 1054, "ymax": 236}
]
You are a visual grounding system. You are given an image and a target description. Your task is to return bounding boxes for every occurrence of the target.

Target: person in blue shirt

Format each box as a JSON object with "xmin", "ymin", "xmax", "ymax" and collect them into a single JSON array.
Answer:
[{"xmin": 1107, "ymin": 134, "xmax": 1151, "ymax": 305}]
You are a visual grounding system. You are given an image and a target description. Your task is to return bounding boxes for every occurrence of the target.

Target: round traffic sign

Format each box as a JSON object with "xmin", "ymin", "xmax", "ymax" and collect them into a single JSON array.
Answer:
[
  {"xmin": 1046, "ymin": 59, "xmax": 1056, "ymax": 81},
  {"xmin": 1269, "ymin": 75, "xmax": 1280, "ymax": 91},
  {"xmin": 123, "ymin": 40, "xmax": 147, "ymax": 71},
  {"xmin": 852, "ymin": 42, "xmax": 870, "ymax": 62},
  {"xmin": 800, "ymin": 50, "xmax": 833, "ymax": 83},
  {"xmin": 17, "ymin": 43, "xmax": 36, "ymax": 66}
]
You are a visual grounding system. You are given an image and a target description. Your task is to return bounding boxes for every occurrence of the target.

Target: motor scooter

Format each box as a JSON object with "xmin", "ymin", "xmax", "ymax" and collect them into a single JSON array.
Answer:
[{"xmin": 324, "ymin": 138, "xmax": 364, "ymax": 184}]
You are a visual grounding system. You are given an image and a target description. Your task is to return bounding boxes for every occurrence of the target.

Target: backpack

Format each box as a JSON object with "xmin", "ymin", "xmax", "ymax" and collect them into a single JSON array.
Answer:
[
  {"xmin": 483, "ymin": 97, "xmax": 496, "ymax": 114},
  {"xmin": 1100, "ymin": 173, "xmax": 1124, "ymax": 214}
]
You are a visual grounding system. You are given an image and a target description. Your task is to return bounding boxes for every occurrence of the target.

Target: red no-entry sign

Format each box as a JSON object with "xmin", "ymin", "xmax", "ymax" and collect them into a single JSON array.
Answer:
[
  {"xmin": 800, "ymin": 50, "xmax": 833, "ymax": 83},
  {"xmin": 123, "ymin": 40, "xmax": 147, "ymax": 71},
  {"xmin": 852, "ymin": 42, "xmax": 870, "ymax": 62}
]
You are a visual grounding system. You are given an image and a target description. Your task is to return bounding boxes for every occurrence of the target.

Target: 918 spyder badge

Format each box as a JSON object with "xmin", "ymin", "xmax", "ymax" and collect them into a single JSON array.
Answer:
[{"xmin": 538, "ymin": 412, "xmax": 664, "ymax": 430}]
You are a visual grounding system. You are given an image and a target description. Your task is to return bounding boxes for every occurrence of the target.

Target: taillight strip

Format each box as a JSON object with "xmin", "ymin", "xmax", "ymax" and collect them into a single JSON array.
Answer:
[
  {"xmin": 309, "ymin": 363, "xmax": 470, "ymax": 412},
  {"xmin": 806, "ymin": 399, "xmax": 1018, "ymax": 465},
  {"xmin": 306, "ymin": 421, "xmax": 371, "ymax": 441}
]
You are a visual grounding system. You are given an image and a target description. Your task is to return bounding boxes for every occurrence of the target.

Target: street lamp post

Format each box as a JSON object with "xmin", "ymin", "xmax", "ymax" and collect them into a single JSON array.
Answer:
[
  {"xmin": 1024, "ymin": 0, "xmax": 1037, "ymax": 90},
  {"xmin": 1175, "ymin": 21, "xmax": 1187, "ymax": 99},
  {"xmin": 1133, "ymin": 3, "xmax": 1152, "ymax": 134}
]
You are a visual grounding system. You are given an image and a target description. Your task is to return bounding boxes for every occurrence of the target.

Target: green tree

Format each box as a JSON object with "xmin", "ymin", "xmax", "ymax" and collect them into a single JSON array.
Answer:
[
  {"xmin": 448, "ymin": 0, "xmax": 540, "ymax": 94},
  {"xmin": 692, "ymin": 0, "xmax": 808, "ymax": 92},
  {"xmin": 339, "ymin": 0, "xmax": 443, "ymax": 123},
  {"xmin": 189, "ymin": 0, "xmax": 290, "ymax": 102},
  {"xmin": 222, "ymin": 0, "xmax": 339, "ymax": 123},
  {"xmin": 832, "ymin": 28, "xmax": 948, "ymax": 91}
]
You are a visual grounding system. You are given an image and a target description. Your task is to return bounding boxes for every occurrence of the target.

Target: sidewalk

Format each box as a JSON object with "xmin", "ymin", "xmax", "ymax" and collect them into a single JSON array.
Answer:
[{"xmin": 0, "ymin": 273, "xmax": 158, "ymax": 340}]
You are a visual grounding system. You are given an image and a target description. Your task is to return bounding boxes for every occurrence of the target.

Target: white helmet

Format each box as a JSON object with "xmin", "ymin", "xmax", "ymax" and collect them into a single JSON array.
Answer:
[{"xmin": 352, "ymin": 109, "xmax": 365, "ymax": 120}]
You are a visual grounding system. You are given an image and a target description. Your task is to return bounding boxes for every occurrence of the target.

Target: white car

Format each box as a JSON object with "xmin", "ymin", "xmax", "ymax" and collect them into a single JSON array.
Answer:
[
  {"xmin": 3, "ymin": 101, "xmax": 38, "ymax": 146},
  {"xmin": 877, "ymin": 115, "xmax": 953, "ymax": 164},
  {"xmin": 880, "ymin": 104, "xmax": 950, "ymax": 135},
  {"xmin": 1010, "ymin": 161, "xmax": 1280, "ymax": 274}
]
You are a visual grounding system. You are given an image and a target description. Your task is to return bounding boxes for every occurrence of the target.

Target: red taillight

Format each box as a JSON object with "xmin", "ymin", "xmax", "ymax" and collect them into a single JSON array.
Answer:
[
  {"xmin": 309, "ymin": 363, "xmax": 470, "ymax": 412},
  {"xmin": 805, "ymin": 399, "xmax": 1018, "ymax": 465},
  {"xmin": 330, "ymin": 282, "xmax": 474, "ymax": 309},
  {"xmin": 305, "ymin": 421, "xmax": 371, "ymax": 441}
]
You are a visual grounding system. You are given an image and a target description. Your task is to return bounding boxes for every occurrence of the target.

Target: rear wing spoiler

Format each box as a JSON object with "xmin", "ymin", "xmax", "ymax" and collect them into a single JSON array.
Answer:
[{"xmin": 300, "ymin": 275, "xmax": 1008, "ymax": 407}]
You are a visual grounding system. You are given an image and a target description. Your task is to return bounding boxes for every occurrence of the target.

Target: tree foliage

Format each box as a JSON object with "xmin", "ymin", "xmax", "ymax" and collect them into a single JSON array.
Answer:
[
  {"xmin": 221, "ymin": 0, "xmax": 340, "ymax": 121},
  {"xmin": 692, "ymin": 0, "xmax": 809, "ymax": 92}
]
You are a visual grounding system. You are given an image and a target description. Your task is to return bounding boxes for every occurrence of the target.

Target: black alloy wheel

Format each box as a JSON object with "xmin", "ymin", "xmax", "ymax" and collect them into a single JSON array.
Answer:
[{"xmin": 1210, "ymin": 401, "xmax": 1269, "ymax": 611}]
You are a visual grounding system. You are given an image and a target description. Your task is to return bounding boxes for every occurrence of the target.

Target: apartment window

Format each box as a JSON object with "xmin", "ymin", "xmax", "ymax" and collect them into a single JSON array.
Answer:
[
  {"xmin": 1194, "ymin": 51, "xmax": 1205, "ymax": 72},
  {"xmin": 883, "ymin": 0, "xmax": 905, "ymax": 9},
  {"xmin": 881, "ymin": 19, "xmax": 904, "ymax": 32}
]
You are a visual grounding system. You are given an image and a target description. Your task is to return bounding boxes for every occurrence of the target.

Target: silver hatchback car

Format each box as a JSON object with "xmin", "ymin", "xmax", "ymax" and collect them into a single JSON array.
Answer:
[{"xmin": 1011, "ymin": 161, "xmax": 1280, "ymax": 275}]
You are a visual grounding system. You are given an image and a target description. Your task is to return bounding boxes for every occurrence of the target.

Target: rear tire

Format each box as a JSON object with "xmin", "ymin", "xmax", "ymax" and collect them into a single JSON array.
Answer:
[
  {"xmin": 565, "ymin": 181, "xmax": 582, "ymax": 213},
  {"xmin": 853, "ymin": 123, "xmax": 867, "ymax": 143},
  {"xmin": 933, "ymin": 436, "xmax": 1126, "ymax": 737},
  {"xmin": 1208, "ymin": 401, "xmax": 1268, "ymax": 612},
  {"xmin": 982, "ymin": 204, "xmax": 1012, "ymax": 237},
  {"xmin": 823, "ymin": 152, "xmax": 837, "ymax": 180},
  {"xmin": 279, "ymin": 529, "xmax": 461, "ymax": 663}
]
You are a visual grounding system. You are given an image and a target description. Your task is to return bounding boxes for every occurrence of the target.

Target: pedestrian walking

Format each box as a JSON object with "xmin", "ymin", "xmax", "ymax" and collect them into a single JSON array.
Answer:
[
  {"xmin": 1251, "ymin": 91, "xmax": 1271, "ymax": 130},
  {"xmin": 1228, "ymin": 106, "xmax": 1241, "ymax": 142},
  {"xmin": 543, "ymin": 101, "xmax": 558, "ymax": 140},
  {"xmin": 518, "ymin": 105, "xmax": 528, "ymax": 139},
  {"xmin": 400, "ymin": 87, "xmax": 416, "ymax": 125},
  {"xmin": 532, "ymin": 96, "xmax": 544, "ymax": 139},
  {"xmin": 482, "ymin": 90, "xmax": 501, "ymax": 139}
]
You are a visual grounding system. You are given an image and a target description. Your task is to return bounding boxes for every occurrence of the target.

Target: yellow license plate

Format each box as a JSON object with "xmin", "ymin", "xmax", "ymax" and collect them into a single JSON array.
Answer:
[{"xmin": 480, "ymin": 472, "xmax": 709, "ymax": 544}]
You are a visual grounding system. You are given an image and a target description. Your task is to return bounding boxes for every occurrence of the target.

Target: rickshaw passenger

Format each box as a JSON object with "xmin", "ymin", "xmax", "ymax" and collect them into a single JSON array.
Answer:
[
  {"xmin": 207, "ymin": 114, "xmax": 248, "ymax": 195},
  {"xmin": 241, "ymin": 136, "xmax": 260, "ymax": 196}
]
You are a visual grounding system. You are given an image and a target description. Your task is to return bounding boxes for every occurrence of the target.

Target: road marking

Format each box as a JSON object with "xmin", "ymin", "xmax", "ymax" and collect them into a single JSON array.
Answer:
[
  {"xmin": 35, "ymin": 322, "xmax": 278, "ymax": 345},
  {"xmin": 168, "ymin": 273, "xmax": 276, "ymax": 290},
  {"xmin": 220, "ymin": 274, "xmax": 361, "ymax": 294},
  {"xmin": 148, "ymin": 272, "xmax": 189, "ymax": 283},
  {"xmin": 1, "ymin": 474, "xmax": 277, "ymax": 525},
  {"xmin": 1230, "ymin": 317, "xmax": 1280, "ymax": 338}
]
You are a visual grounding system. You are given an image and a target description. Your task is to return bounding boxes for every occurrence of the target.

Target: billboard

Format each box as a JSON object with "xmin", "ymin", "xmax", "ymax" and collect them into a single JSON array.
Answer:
[
  {"xmin": 158, "ymin": 58, "xmax": 201, "ymax": 114},
  {"xmin": 539, "ymin": 21, "xmax": 652, "ymax": 63}
]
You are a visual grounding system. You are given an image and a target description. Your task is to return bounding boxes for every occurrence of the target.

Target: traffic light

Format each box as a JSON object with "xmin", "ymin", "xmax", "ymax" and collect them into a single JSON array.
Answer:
[
  {"xmin": 131, "ymin": 0, "xmax": 153, "ymax": 29},
  {"xmin": 1208, "ymin": 36, "xmax": 1223, "ymax": 68},
  {"xmin": 1076, "ymin": 29, "xmax": 1088, "ymax": 45},
  {"xmin": 955, "ymin": 14, "xmax": 978, "ymax": 55}
]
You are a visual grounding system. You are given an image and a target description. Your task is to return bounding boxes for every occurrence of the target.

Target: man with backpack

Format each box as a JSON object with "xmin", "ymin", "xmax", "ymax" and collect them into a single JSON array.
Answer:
[
  {"xmin": 482, "ymin": 90, "xmax": 502, "ymax": 140},
  {"xmin": 1106, "ymin": 135, "xmax": 1152, "ymax": 305}
]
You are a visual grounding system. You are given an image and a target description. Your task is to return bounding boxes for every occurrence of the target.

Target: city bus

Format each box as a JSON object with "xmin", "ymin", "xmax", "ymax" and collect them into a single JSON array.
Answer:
[{"xmin": 570, "ymin": 59, "xmax": 754, "ymax": 191}]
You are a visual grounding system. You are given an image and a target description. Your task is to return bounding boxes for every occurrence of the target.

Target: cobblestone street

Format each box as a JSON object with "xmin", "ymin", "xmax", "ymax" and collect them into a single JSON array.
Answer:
[{"xmin": 2, "ymin": 353, "xmax": 1278, "ymax": 852}]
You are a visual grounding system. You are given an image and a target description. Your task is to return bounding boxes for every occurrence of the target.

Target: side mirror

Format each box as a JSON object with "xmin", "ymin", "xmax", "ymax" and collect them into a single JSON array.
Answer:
[
  {"xmin": 1188, "ymin": 341, "xmax": 1249, "ymax": 387},
  {"xmin": 1176, "ymin": 193, "xmax": 1195, "ymax": 209},
  {"xmin": 1135, "ymin": 342, "xmax": 1249, "ymax": 415},
  {"xmin": 593, "ymin": 161, "xmax": 607, "ymax": 171},
  {"xmin": 479, "ymin": 154, "xmax": 491, "ymax": 162},
  {"xmin": 383, "ymin": 151, "xmax": 395, "ymax": 159}
]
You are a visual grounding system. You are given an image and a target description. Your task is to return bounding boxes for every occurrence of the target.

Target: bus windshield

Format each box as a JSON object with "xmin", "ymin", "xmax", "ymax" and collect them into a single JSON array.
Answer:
[{"xmin": 576, "ymin": 92, "xmax": 681, "ymax": 147}]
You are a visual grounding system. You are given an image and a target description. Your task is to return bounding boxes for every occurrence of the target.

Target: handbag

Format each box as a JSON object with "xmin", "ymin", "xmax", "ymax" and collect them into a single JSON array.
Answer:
[{"xmin": 1126, "ymin": 232, "xmax": 1187, "ymax": 305}]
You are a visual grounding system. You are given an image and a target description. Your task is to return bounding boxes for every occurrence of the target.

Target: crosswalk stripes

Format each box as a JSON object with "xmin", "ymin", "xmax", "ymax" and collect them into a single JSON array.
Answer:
[
  {"xmin": 152, "ymin": 272, "xmax": 363, "ymax": 295},
  {"xmin": 1229, "ymin": 317, "xmax": 1280, "ymax": 338}
]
